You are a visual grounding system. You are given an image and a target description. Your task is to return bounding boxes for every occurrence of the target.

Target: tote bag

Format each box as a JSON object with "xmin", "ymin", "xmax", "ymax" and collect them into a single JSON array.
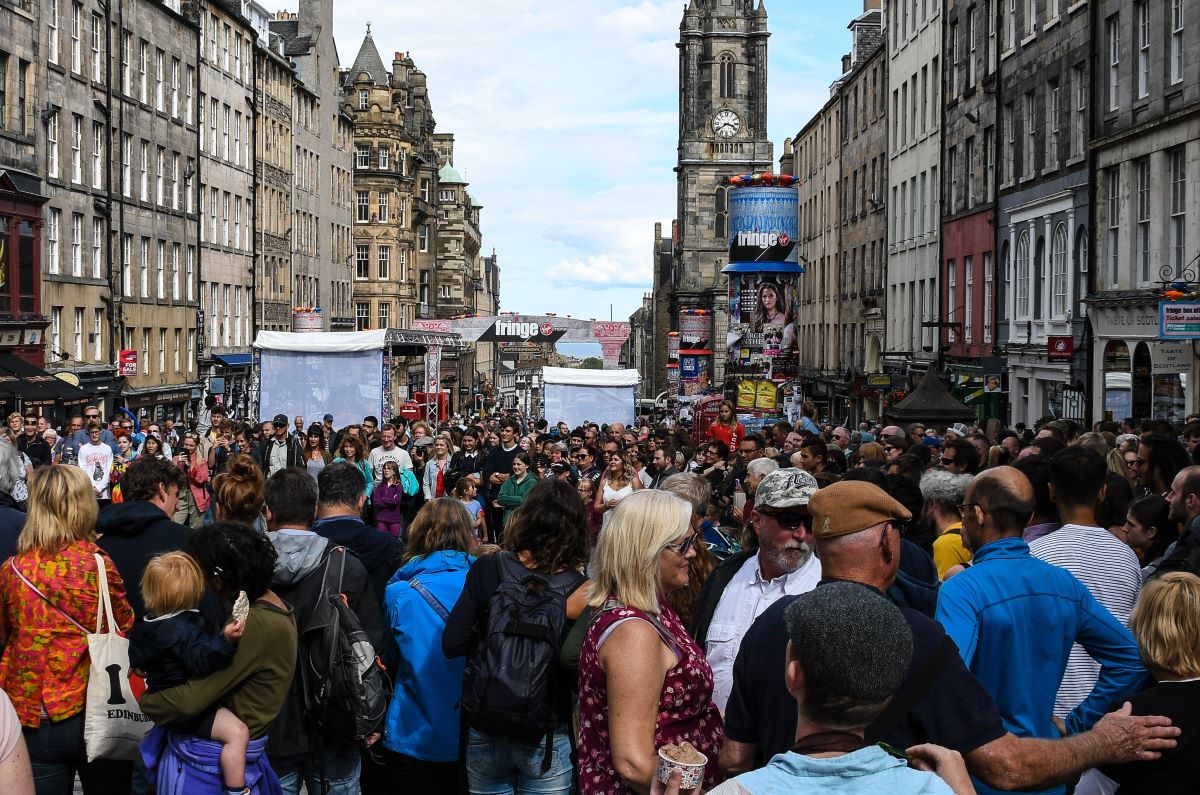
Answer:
[{"xmin": 82, "ymin": 552, "xmax": 151, "ymax": 761}]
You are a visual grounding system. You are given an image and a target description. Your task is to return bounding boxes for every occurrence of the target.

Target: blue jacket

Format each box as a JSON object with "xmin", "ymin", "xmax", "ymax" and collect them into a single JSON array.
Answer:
[
  {"xmin": 382, "ymin": 550, "xmax": 474, "ymax": 762},
  {"xmin": 935, "ymin": 536, "xmax": 1146, "ymax": 795}
]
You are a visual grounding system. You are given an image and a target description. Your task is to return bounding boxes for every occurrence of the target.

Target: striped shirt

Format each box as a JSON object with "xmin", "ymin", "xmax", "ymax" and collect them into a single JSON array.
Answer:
[{"xmin": 1030, "ymin": 523, "xmax": 1142, "ymax": 718}]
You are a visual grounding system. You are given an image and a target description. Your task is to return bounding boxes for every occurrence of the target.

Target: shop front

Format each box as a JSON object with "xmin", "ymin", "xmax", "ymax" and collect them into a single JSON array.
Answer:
[
  {"xmin": 123, "ymin": 384, "xmax": 201, "ymax": 425},
  {"xmin": 1089, "ymin": 299, "xmax": 1193, "ymax": 425}
]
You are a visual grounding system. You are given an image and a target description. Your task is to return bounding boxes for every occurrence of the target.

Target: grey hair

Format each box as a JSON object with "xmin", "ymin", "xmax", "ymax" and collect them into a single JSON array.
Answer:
[
  {"xmin": 658, "ymin": 472, "xmax": 711, "ymax": 517},
  {"xmin": 747, "ymin": 458, "xmax": 780, "ymax": 477},
  {"xmin": 0, "ymin": 439, "xmax": 21, "ymax": 494},
  {"xmin": 919, "ymin": 469, "xmax": 973, "ymax": 507},
  {"xmin": 1074, "ymin": 432, "xmax": 1111, "ymax": 458}
]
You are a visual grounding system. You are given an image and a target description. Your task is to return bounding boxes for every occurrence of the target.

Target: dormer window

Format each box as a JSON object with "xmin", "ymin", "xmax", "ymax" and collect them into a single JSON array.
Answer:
[{"xmin": 358, "ymin": 89, "xmax": 369, "ymax": 110}]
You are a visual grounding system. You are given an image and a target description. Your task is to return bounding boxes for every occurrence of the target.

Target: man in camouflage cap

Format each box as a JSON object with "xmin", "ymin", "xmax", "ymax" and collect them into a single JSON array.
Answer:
[{"xmin": 690, "ymin": 468, "xmax": 823, "ymax": 712}]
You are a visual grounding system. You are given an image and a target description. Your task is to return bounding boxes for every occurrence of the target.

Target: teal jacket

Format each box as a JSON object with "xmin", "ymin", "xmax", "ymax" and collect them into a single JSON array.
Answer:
[
  {"xmin": 496, "ymin": 474, "xmax": 536, "ymax": 525},
  {"xmin": 715, "ymin": 746, "xmax": 952, "ymax": 794}
]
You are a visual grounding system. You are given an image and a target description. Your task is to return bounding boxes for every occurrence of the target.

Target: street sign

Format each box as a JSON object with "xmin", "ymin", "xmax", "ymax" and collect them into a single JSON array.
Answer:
[{"xmin": 1159, "ymin": 301, "xmax": 1200, "ymax": 339}]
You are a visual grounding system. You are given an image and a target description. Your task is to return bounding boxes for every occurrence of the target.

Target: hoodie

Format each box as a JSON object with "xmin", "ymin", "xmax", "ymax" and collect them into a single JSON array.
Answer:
[{"xmin": 96, "ymin": 501, "xmax": 195, "ymax": 619}]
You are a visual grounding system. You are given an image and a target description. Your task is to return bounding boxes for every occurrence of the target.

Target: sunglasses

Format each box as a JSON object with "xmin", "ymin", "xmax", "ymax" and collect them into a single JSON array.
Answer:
[
  {"xmin": 663, "ymin": 533, "xmax": 699, "ymax": 556},
  {"xmin": 758, "ymin": 509, "xmax": 810, "ymax": 530},
  {"xmin": 939, "ymin": 457, "xmax": 958, "ymax": 467},
  {"xmin": 23, "ymin": 420, "xmax": 36, "ymax": 425}
]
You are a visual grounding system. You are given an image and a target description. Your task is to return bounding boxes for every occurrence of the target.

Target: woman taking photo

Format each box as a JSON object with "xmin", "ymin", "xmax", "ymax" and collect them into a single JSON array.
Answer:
[
  {"xmin": 0, "ymin": 465, "xmax": 136, "ymax": 792},
  {"xmin": 443, "ymin": 479, "xmax": 589, "ymax": 795},
  {"xmin": 302, "ymin": 424, "xmax": 330, "ymax": 483},
  {"xmin": 576, "ymin": 489, "xmax": 723, "ymax": 792},
  {"xmin": 333, "ymin": 434, "xmax": 374, "ymax": 504},
  {"xmin": 495, "ymin": 451, "xmax": 536, "ymax": 527},
  {"xmin": 707, "ymin": 400, "xmax": 745, "ymax": 453},
  {"xmin": 422, "ymin": 437, "xmax": 453, "ymax": 500},
  {"xmin": 595, "ymin": 447, "xmax": 642, "ymax": 531},
  {"xmin": 382, "ymin": 499, "xmax": 476, "ymax": 789},
  {"xmin": 172, "ymin": 433, "xmax": 211, "ymax": 530},
  {"xmin": 373, "ymin": 460, "xmax": 407, "ymax": 539},
  {"xmin": 110, "ymin": 433, "xmax": 137, "ymax": 503}
]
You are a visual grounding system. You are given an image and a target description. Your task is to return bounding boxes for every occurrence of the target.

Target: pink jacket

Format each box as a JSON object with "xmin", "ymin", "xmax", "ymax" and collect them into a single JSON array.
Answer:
[{"xmin": 176, "ymin": 455, "xmax": 211, "ymax": 512}]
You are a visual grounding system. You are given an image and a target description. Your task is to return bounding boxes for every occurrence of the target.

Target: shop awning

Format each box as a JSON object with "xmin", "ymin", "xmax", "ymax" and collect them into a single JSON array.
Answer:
[
  {"xmin": 0, "ymin": 353, "xmax": 89, "ymax": 406},
  {"xmin": 214, "ymin": 353, "xmax": 255, "ymax": 367}
]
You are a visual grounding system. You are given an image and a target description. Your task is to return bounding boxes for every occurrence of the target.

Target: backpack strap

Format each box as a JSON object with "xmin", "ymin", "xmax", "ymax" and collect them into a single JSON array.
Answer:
[
  {"xmin": 865, "ymin": 634, "xmax": 959, "ymax": 742},
  {"xmin": 410, "ymin": 578, "xmax": 450, "ymax": 621}
]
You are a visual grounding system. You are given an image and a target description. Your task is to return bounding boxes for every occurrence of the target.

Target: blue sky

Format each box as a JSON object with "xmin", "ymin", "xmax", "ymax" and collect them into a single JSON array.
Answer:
[{"xmin": 318, "ymin": 1, "xmax": 861, "ymax": 351}]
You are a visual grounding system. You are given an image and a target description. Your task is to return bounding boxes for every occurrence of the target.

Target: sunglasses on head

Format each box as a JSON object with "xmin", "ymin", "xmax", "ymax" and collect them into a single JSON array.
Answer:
[{"xmin": 758, "ymin": 509, "xmax": 810, "ymax": 530}]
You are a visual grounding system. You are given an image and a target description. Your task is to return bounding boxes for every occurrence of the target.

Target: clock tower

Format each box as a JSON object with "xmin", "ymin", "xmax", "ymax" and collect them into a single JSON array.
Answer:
[{"xmin": 673, "ymin": 0, "xmax": 773, "ymax": 385}]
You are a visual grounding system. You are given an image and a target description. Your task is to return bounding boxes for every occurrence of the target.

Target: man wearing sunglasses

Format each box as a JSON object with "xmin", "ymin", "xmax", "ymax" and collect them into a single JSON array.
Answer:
[{"xmin": 690, "ymin": 467, "xmax": 822, "ymax": 713}]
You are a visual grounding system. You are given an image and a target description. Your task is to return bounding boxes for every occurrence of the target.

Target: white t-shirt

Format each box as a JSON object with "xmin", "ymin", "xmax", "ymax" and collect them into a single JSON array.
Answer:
[
  {"xmin": 0, "ymin": 689, "xmax": 19, "ymax": 763},
  {"xmin": 79, "ymin": 441, "xmax": 114, "ymax": 498},
  {"xmin": 369, "ymin": 445, "xmax": 413, "ymax": 483}
]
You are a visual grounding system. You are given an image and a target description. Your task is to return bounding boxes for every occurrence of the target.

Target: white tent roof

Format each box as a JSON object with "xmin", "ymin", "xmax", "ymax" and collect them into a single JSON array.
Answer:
[
  {"xmin": 253, "ymin": 330, "xmax": 387, "ymax": 353},
  {"xmin": 541, "ymin": 367, "xmax": 639, "ymax": 387}
]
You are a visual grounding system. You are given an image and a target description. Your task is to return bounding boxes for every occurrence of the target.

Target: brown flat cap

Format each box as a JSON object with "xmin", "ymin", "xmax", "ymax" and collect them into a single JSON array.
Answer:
[{"xmin": 809, "ymin": 480, "xmax": 912, "ymax": 540}]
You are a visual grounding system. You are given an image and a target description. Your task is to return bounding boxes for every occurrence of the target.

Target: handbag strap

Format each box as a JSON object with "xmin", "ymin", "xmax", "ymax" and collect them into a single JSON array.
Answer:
[
  {"xmin": 8, "ymin": 557, "xmax": 90, "ymax": 634},
  {"xmin": 93, "ymin": 552, "xmax": 116, "ymax": 635},
  {"xmin": 409, "ymin": 578, "xmax": 450, "ymax": 621}
]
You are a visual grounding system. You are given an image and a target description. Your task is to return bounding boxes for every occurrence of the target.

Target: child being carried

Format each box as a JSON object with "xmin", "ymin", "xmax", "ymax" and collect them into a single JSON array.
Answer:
[{"xmin": 130, "ymin": 551, "xmax": 251, "ymax": 795}]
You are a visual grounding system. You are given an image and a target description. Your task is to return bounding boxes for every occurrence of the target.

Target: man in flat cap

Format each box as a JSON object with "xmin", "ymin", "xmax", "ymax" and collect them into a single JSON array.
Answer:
[
  {"xmin": 689, "ymin": 468, "xmax": 823, "ymax": 712},
  {"xmin": 720, "ymin": 479, "xmax": 1179, "ymax": 792},
  {"xmin": 709, "ymin": 583, "xmax": 972, "ymax": 794}
]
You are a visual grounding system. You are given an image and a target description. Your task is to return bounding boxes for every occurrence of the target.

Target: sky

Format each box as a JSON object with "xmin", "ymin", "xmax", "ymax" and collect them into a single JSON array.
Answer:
[{"xmin": 309, "ymin": 0, "xmax": 863, "ymax": 353}]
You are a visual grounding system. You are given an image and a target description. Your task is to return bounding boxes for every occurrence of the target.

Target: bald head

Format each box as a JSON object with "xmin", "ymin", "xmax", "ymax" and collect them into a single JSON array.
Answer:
[{"xmin": 967, "ymin": 466, "xmax": 1035, "ymax": 537}]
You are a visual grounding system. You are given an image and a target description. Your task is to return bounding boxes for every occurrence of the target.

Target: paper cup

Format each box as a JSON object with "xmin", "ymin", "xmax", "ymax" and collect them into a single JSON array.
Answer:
[{"xmin": 656, "ymin": 745, "xmax": 707, "ymax": 790}]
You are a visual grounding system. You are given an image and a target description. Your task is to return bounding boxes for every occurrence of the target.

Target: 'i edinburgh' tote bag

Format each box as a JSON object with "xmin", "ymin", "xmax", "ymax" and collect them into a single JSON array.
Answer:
[{"xmin": 83, "ymin": 552, "xmax": 151, "ymax": 761}]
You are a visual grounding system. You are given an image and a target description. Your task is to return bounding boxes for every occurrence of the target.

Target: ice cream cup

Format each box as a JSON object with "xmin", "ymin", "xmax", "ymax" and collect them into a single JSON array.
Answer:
[{"xmin": 656, "ymin": 745, "xmax": 707, "ymax": 790}]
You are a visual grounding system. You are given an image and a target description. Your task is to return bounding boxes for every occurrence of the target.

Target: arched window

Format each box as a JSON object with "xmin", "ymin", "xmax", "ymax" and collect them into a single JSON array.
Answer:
[
  {"xmin": 1034, "ymin": 235, "xmax": 1046, "ymax": 320},
  {"xmin": 1051, "ymin": 222, "xmax": 1068, "ymax": 318},
  {"xmin": 719, "ymin": 53, "xmax": 735, "ymax": 99},
  {"xmin": 1015, "ymin": 230, "xmax": 1030, "ymax": 318}
]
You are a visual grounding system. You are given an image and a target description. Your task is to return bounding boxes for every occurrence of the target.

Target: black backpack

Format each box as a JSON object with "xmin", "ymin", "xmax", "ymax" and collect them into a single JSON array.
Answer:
[
  {"xmin": 462, "ymin": 553, "xmax": 584, "ymax": 751},
  {"xmin": 296, "ymin": 546, "xmax": 391, "ymax": 745}
]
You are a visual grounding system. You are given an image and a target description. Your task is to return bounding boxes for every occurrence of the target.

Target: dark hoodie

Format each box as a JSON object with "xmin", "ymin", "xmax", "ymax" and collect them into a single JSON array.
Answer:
[{"xmin": 96, "ymin": 500, "xmax": 194, "ymax": 619}]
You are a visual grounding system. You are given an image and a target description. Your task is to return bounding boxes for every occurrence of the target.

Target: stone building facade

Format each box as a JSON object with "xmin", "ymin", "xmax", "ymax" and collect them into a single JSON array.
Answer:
[
  {"xmin": 995, "ymin": 0, "xmax": 1090, "ymax": 427},
  {"xmin": 1088, "ymin": 0, "xmax": 1199, "ymax": 426},
  {"xmin": 44, "ymin": 0, "xmax": 202, "ymax": 419},
  {"xmin": 939, "ymin": 0, "xmax": 1003, "ymax": 420},
  {"xmin": 668, "ymin": 0, "xmax": 773, "ymax": 387},
  {"xmin": 884, "ymin": 0, "xmax": 941, "ymax": 377}
]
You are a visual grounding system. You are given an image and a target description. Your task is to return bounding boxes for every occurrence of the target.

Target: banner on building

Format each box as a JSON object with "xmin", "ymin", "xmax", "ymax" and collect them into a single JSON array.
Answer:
[
  {"xmin": 726, "ymin": 272, "xmax": 798, "ymax": 380},
  {"xmin": 679, "ymin": 353, "xmax": 712, "ymax": 397},
  {"xmin": 727, "ymin": 187, "xmax": 800, "ymax": 265},
  {"xmin": 118, "ymin": 350, "xmax": 138, "ymax": 377},
  {"xmin": 590, "ymin": 321, "xmax": 631, "ymax": 369},
  {"xmin": 678, "ymin": 312, "xmax": 711, "ymax": 351}
]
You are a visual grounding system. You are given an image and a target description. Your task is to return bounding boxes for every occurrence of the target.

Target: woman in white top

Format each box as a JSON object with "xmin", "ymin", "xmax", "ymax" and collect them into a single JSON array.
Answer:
[{"xmin": 594, "ymin": 446, "xmax": 642, "ymax": 530}]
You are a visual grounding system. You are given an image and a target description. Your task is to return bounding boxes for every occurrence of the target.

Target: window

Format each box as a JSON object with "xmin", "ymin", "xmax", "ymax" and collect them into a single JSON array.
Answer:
[
  {"xmin": 154, "ymin": 49, "xmax": 164, "ymax": 111},
  {"xmin": 158, "ymin": 329, "xmax": 165, "ymax": 373},
  {"xmin": 440, "ymin": 284, "xmax": 452, "ymax": 300},
  {"xmin": 356, "ymin": 302, "xmax": 370, "ymax": 331},
  {"xmin": 221, "ymin": 104, "xmax": 229, "ymax": 160},
  {"xmin": 121, "ymin": 134, "xmax": 131, "ymax": 196},
  {"xmin": 965, "ymin": 256, "xmax": 974, "ymax": 341},
  {"xmin": 138, "ymin": 41, "xmax": 148, "ymax": 104},
  {"xmin": 966, "ymin": 136, "xmax": 976, "ymax": 208},
  {"xmin": 378, "ymin": 246, "xmax": 390, "ymax": 280},
  {"xmin": 356, "ymin": 145, "xmax": 370, "ymax": 169},
  {"xmin": 70, "ymin": 114, "xmax": 82, "ymax": 183},
  {"xmin": 70, "ymin": 213, "xmax": 82, "ymax": 276},
  {"xmin": 1107, "ymin": 16, "xmax": 1120, "ymax": 111},
  {"xmin": 1072, "ymin": 66, "xmax": 1086, "ymax": 158},
  {"xmin": 1170, "ymin": 148, "xmax": 1187, "ymax": 278},
  {"xmin": 420, "ymin": 178, "xmax": 431, "ymax": 203},
  {"xmin": 377, "ymin": 193, "xmax": 389, "ymax": 223},
  {"xmin": 90, "ymin": 13, "xmax": 101, "ymax": 82},
  {"xmin": 1046, "ymin": 83, "xmax": 1059, "ymax": 169},
  {"xmin": 221, "ymin": 192, "xmax": 229, "ymax": 245},
  {"xmin": 187, "ymin": 330, "xmax": 195, "ymax": 373},
  {"xmin": 378, "ymin": 148, "xmax": 389, "ymax": 170},
  {"xmin": 1137, "ymin": 3, "xmax": 1150, "ymax": 99},
  {"xmin": 155, "ymin": 241, "xmax": 165, "ymax": 297},
  {"xmin": 173, "ymin": 329, "xmax": 180, "ymax": 373},
  {"xmin": 171, "ymin": 58, "xmax": 179, "ymax": 117},
  {"xmin": 355, "ymin": 245, "xmax": 369, "ymax": 279},
  {"xmin": 121, "ymin": 234, "xmax": 132, "ymax": 296},
  {"xmin": 50, "ymin": 308, "xmax": 61, "ymax": 356},
  {"xmin": 1051, "ymin": 223, "xmax": 1067, "ymax": 317},
  {"xmin": 139, "ymin": 237, "xmax": 149, "ymax": 297},
  {"xmin": 139, "ymin": 140, "xmax": 148, "ymax": 201},
  {"xmin": 91, "ymin": 122, "xmax": 103, "ymax": 188},
  {"xmin": 47, "ymin": 209, "xmax": 61, "ymax": 274},
  {"xmin": 967, "ymin": 8, "xmax": 977, "ymax": 87},
  {"xmin": 357, "ymin": 191, "xmax": 369, "ymax": 222},
  {"xmin": 70, "ymin": 3, "xmax": 81, "ymax": 73},
  {"xmin": 93, "ymin": 309, "xmax": 102, "ymax": 361},
  {"xmin": 1024, "ymin": 92, "xmax": 1035, "ymax": 178},
  {"xmin": 155, "ymin": 146, "xmax": 164, "ymax": 205},
  {"xmin": 1007, "ymin": 0, "xmax": 1017, "ymax": 50},
  {"xmin": 1016, "ymin": 229, "xmax": 1030, "ymax": 317},
  {"xmin": 1107, "ymin": 167, "xmax": 1121, "ymax": 287},
  {"xmin": 170, "ymin": 243, "xmax": 180, "ymax": 299},
  {"xmin": 1026, "ymin": 0, "xmax": 1037, "ymax": 35},
  {"xmin": 948, "ymin": 146, "xmax": 958, "ymax": 213},
  {"xmin": 171, "ymin": 153, "xmax": 179, "ymax": 210},
  {"xmin": 232, "ymin": 111, "xmax": 241, "ymax": 165},
  {"xmin": 1172, "ymin": 0, "xmax": 1185, "ymax": 84},
  {"xmin": 951, "ymin": 22, "xmax": 961, "ymax": 96},
  {"xmin": 91, "ymin": 218, "xmax": 103, "ymax": 278},
  {"xmin": 121, "ymin": 32, "xmax": 131, "ymax": 94},
  {"xmin": 185, "ymin": 66, "xmax": 194, "ymax": 124},
  {"xmin": 719, "ymin": 53, "xmax": 735, "ymax": 99},
  {"xmin": 948, "ymin": 260, "xmax": 957, "ymax": 342},
  {"xmin": 378, "ymin": 302, "xmax": 389, "ymax": 330},
  {"xmin": 987, "ymin": 0, "xmax": 996, "ymax": 72},
  {"xmin": 47, "ymin": 112, "xmax": 59, "ymax": 179},
  {"xmin": 73, "ymin": 308, "xmax": 83, "ymax": 361},
  {"xmin": 358, "ymin": 89, "xmax": 368, "ymax": 110},
  {"xmin": 1136, "ymin": 158, "xmax": 1150, "ymax": 284},
  {"xmin": 984, "ymin": 127, "xmax": 995, "ymax": 200},
  {"xmin": 1003, "ymin": 103, "xmax": 1015, "ymax": 183},
  {"xmin": 48, "ymin": 0, "xmax": 60, "ymax": 65},
  {"xmin": 186, "ymin": 245, "xmax": 195, "ymax": 300},
  {"xmin": 983, "ymin": 251, "xmax": 993, "ymax": 343}
]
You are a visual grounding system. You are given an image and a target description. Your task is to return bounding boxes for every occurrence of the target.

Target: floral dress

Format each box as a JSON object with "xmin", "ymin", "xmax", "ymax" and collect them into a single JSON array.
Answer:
[{"xmin": 577, "ymin": 598, "xmax": 724, "ymax": 793}]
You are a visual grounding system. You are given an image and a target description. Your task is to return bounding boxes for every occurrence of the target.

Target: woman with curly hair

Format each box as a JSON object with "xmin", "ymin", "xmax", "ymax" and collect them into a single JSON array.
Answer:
[
  {"xmin": 443, "ymin": 479, "xmax": 590, "ymax": 795},
  {"xmin": 332, "ymin": 433, "xmax": 374, "ymax": 504}
]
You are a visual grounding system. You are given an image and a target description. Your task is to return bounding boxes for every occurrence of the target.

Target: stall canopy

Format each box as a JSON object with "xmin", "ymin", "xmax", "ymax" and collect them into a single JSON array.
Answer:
[
  {"xmin": 541, "ymin": 367, "xmax": 639, "ymax": 429},
  {"xmin": 884, "ymin": 368, "xmax": 977, "ymax": 426},
  {"xmin": 0, "ymin": 353, "xmax": 89, "ymax": 407}
]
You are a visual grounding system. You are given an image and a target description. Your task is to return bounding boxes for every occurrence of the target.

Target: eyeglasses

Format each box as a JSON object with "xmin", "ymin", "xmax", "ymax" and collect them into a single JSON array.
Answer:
[
  {"xmin": 939, "ymin": 457, "xmax": 959, "ymax": 467},
  {"xmin": 663, "ymin": 533, "xmax": 698, "ymax": 556},
  {"xmin": 757, "ymin": 509, "xmax": 810, "ymax": 530},
  {"xmin": 23, "ymin": 420, "xmax": 35, "ymax": 425},
  {"xmin": 85, "ymin": 414, "xmax": 100, "ymax": 419}
]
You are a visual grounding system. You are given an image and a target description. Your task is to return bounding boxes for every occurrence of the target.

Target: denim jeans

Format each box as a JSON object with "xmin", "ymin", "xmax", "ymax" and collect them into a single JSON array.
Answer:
[
  {"xmin": 21, "ymin": 712, "xmax": 132, "ymax": 795},
  {"xmin": 465, "ymin": 727, "xmax": 572, "ymax": 795},
  {"xmin": 273, "ymin": 744, "xmax": 361, "ymax": 795}
]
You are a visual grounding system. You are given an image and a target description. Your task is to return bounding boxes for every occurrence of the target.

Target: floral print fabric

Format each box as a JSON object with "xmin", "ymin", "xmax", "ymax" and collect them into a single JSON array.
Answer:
[
  {"xmin": 577, "ymin": 598, "xmax": 724, "ymax": 793},
  {"xmin": 0, "ymin": 542, "xmax": 134, "ymax": 727}
]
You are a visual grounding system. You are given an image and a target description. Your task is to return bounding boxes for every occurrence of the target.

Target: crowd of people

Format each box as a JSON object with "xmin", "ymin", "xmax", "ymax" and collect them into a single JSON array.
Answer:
[{"xmin": 0, "ymin": 399, "xmax": 1195, "ymax": 794}]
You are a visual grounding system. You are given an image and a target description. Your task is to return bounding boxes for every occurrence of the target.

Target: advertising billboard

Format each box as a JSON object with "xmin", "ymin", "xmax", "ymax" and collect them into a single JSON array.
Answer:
[
  {"xmin": 725, "ymin": 272, "xmax": 798, "ymax": 381},
  {"xmin": 727, "ymin": 187, "xmax": 800, "ymax": 266},
  {"xmin": 678, "ymin": 312, "xmax": 711, "ymax": 351}
]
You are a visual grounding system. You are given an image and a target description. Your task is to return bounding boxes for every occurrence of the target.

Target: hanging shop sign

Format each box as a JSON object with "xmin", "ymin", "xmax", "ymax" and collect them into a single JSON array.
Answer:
[
  {"xmin": 1047, "ymin": 336, "xmax": 1074, "ymax": 361},
  {"xmin": 1159, "ymin": 302, "xmax": 1200, "ymax": 340}
]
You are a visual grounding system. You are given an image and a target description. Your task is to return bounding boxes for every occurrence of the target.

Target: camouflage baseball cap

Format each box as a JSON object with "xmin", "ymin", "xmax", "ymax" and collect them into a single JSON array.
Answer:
[{"xmin": 755, "ymin": 467, "xmax": 820, "ymax": 509}]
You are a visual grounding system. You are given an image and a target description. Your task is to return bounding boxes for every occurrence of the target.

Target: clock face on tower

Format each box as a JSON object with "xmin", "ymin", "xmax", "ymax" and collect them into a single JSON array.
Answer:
[{"xmin": 712, "ymin": 109, "xmax": 741, "ymax": 138}]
